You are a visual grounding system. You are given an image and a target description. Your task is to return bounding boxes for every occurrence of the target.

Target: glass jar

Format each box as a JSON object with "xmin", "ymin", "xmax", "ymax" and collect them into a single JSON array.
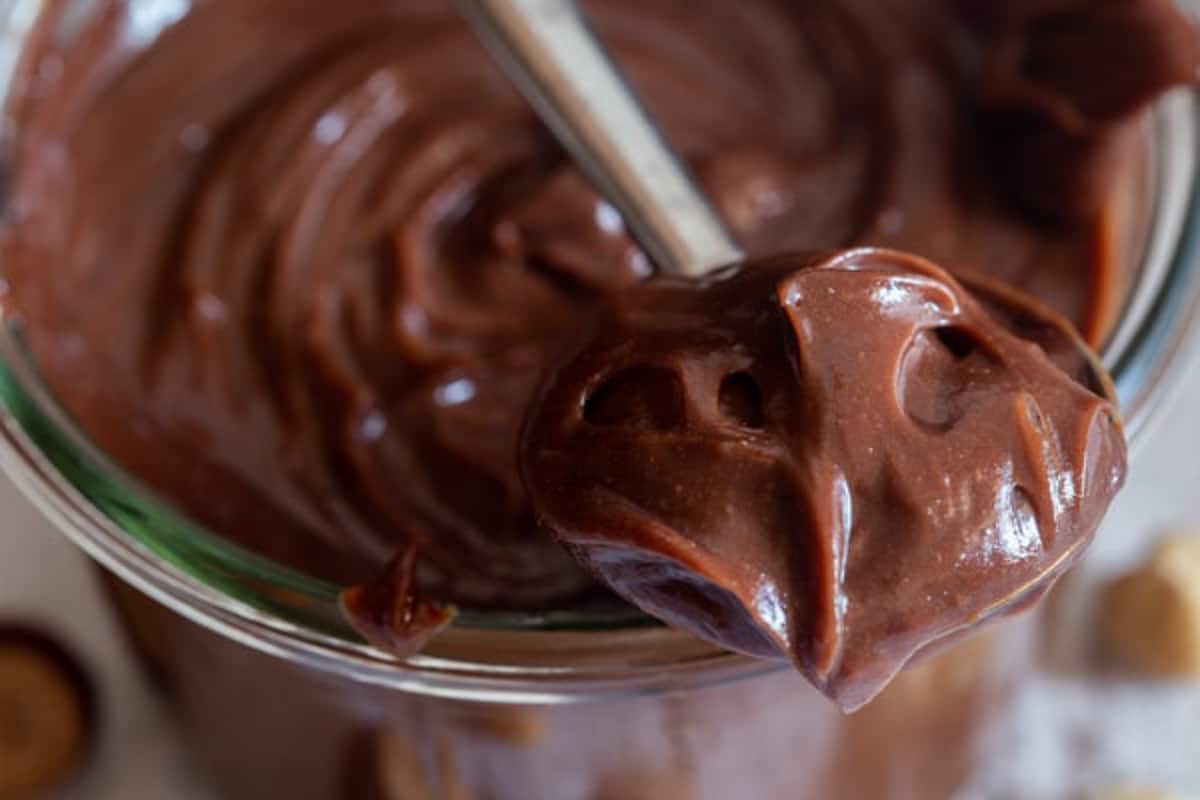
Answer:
[{"xmin": 0, "ymin": 2, "xmax": 1198, "ymax": 798}]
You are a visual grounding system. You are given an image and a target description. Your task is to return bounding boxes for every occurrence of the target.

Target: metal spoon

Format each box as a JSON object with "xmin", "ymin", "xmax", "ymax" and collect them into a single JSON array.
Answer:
[{"xmin": 453, "ymin": 0, "xmax": 744, "ymax": 278}]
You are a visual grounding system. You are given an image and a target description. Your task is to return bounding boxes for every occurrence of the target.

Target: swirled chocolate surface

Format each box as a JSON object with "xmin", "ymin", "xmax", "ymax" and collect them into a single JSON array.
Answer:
[
  {"xmin": 0, "ymin": 0, "xmax": 1191, "ymax": 616},
  {"xmin": 521, "ymin": 249, "xmax": 1127, "ymax": 709}
]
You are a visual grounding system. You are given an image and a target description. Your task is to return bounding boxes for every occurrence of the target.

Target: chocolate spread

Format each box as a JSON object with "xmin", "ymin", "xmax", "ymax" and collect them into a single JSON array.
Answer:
[
  {"xmin": 0, "ymin": 0, "xmax": 1194, "ymax": 698},
  {"xmin": 521, "ymin": 249, "xmax": 1126, "ymax": 709}
]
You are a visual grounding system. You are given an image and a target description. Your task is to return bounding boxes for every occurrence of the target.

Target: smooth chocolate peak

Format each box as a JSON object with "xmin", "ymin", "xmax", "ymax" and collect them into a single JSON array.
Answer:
[{"xmin": 520, "ymin": 248, "xmax": 1127, "ymax": 710}]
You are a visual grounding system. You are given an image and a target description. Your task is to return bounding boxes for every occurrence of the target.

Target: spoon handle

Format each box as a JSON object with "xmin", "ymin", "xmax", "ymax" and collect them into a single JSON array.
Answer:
[{"xmin": 455, "ymin": 0, "xmax": 745, "ymax": 277}]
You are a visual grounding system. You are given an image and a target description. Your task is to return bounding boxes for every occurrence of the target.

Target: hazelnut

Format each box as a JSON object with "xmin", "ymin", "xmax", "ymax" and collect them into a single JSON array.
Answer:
[
  {"xmin": 1100, "ymin": 533, "xmax": 1200, "ymax": 677},
  {"xmin": 0, "ymin": 626, "xmax": 95, "ymax": 798}
]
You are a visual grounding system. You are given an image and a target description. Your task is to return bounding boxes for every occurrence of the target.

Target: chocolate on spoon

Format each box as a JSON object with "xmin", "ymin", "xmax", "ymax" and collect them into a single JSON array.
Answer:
[{"xmin": 520, "ymin": 248, "xmax": 1125, "ymax": 711}]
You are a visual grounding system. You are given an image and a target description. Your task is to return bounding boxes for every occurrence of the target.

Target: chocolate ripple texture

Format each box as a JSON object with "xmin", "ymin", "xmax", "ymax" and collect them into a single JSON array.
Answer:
[{"xmin": 1, "ymin": 0, "xmax": 1193, "ymax": 608}]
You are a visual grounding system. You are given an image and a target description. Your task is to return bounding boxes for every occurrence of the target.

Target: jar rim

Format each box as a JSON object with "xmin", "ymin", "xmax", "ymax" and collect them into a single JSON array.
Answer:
[{"xmin": 0, "ymin": 73, "xmax": 1198, "ymax": 702}]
